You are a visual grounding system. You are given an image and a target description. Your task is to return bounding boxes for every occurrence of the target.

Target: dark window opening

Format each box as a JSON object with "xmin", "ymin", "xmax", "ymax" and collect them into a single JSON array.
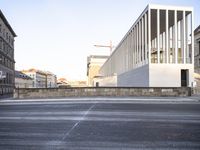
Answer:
[
  {"xmin": 199, "ymin": 41, "xmax": 200, "ymax": 55},
  {"xmin": 181, "ymin": 69, "xmax": 188, "ymax": 87}
]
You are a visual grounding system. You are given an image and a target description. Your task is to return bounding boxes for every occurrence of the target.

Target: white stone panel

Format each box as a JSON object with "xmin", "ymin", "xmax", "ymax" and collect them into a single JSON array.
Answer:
[
  {"xmin": 149, "ymin": 64, "xmax": 194, "ymax": 87},
  {"xmin": 118, "ymin": 64, "xmax": 149, "ymax": 87}
]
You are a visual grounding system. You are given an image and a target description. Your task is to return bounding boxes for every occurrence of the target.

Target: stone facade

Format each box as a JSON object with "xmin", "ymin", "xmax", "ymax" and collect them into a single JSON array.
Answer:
[
  {"xmin": 46, "ymin": 71, "xmax": 57, "ymax": 88},
  {"xmin": 194, "ymin": 25, "xmax": 200, "ymax": 94},
  {"xmin": 22, "ymin": 69, "xmax": 47, "ymax": 88},
  {"xmin": 22, "ymin": 69, "xmax": 57, "ymax": 88},
  {"xmin": 0, "ymin": 10, "xmax": 16, "ymax": 98},
  {"xmin": 87, "ymin": 55, "xmax": 108, "ymax": 86},
  {"xmin": 15, "ymin": 71, "xmax": 33, "ymax": 88},
  {"xmin": 14, "ymin": 87, "xmax": 191, "ymax": 99},
  {"xmin": 194, "ymin": 25, "xmax": 200, "ymax": 74}
]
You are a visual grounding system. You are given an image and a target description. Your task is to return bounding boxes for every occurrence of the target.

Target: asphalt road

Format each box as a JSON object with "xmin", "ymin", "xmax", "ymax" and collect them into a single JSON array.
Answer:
[{"xmin": 0, "ymin": 98, "xmax": 200, "ymax": 150}]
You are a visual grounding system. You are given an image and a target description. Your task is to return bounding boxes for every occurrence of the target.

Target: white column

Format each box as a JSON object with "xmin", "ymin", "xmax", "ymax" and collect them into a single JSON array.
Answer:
[
  {"xmin": 141, "ymin": 17, "xmax": 144, "ymax": 64},
  {"xmin": 157, "ymin": 9, "xmax": 160, "ymax": 63},
  {"xmin": 136, "ymin": 24, "xmax": 138, "ymax": 65},
  {"xmin": 127, "ymin": 35, "xmax": 129, "ymax": 70},
  {"xmin": 134, "ymin": 26, "xmax": 135, "ymax": 66},
  {"xmin": 162, "ymin": 32, "xmax": 164, "ymax": 63},
  {"xmin": 135, "ymin": 27, "xmax": 137, "ymax": 66},
  {"xmin": 185, "ymin": 13, "xmax": 188, "ymax": 63},
  {"xmin": 137, "ymin": 25, "xmax": 138, "ymax": 65},
  {"xmin": 148, "ymin": 9, "xmax": 151, "ymax": 64},
  {"xmin": 134, "ymin": 26, "xmax": 137, "ymax": 67},
  {"xmin": 121, "ymin": 42, "xmax": 123, "ymax": 72},
  {"xmin": 180, "ymin": 20, "xmax": 183, "ymax": 63},
  {"xmin": 131, "ymin": 31, "xmax": 133, "ymax": 68},
  {"xmin": 132, "ymin": 30, "xmax": 134, "ymax": 68},
  {"xmin": 135, "ymin": 26, "xmax": 137, "ymax": 66},
  {"xmin": 139, "ymin": 20, "xmax": 141, "ymax": 65},
  {"xmin": 130, "ymin": 31, "xmax": 132, "ymax": 69},
  {"xmin": 145, "ymin": 13, "xmax": 148, "ymax": 64},
  {"xmin": 174, "ymin": 10, "xmax": 178, "ymax": 64},
  {"xmin": 128, "ymin": 33, "xmax": 130, "ymax": 69},
  {"xmin": 124, "ymin": 41, "xmax": 126, "ymax": 71},
  {"xmin": 191, "ymin": 11, "xmax": 194, "ymax": 64},
  {"xmin": 126, "ymin": 37, "xmax": 128, "ymax": 71},
  {"xmin": 183, "ymin": 11, "xmax": 186, "ymax": 64}
]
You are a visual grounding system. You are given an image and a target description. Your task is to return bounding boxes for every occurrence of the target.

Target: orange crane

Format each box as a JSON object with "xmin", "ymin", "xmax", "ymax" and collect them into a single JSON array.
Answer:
[{"xmin": 94, "ymin": 41, "xmax": 114, "ymax": 54}]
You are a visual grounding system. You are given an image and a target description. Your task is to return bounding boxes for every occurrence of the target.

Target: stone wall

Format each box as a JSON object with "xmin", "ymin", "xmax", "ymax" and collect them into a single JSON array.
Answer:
[{"xmin": 14, "ymin": 87, "xmax": 191, "ymax": 99}]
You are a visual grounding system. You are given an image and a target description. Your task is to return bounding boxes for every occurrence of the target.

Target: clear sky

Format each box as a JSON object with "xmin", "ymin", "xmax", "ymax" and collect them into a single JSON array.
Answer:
[{"xmin": 1, "ymin": 0, "xmax": 200, "ymax": 80}]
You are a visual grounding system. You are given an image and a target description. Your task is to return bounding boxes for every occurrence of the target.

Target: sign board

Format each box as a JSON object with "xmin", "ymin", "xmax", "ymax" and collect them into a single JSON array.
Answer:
[{"xmin": 0, "ymin": 71, "xmax": 6, "ymax": 79}]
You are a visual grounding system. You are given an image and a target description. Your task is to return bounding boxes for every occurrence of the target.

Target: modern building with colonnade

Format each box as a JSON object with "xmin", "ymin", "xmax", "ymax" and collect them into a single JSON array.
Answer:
[{"xmin": 98, "ymin": 4, "xmax": 194, "ymax": 87}]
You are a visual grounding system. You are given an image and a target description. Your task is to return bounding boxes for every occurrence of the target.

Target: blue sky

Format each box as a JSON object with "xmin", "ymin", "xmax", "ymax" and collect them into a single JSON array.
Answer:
[{"xmin": 1, "ymin": 0, "xmax": 200, "ymax": 80}]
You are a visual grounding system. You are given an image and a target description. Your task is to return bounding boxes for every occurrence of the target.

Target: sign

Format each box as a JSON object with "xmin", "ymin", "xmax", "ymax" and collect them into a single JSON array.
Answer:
[{"xmin": 0, "ymin": 71, "xmax": 6, "ymax": 79}]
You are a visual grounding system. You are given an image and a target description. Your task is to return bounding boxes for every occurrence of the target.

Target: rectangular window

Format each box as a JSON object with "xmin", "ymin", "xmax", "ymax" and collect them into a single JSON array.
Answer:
[
  {"xmin": 0, "ymin": 39, "xmax": 2, "ymax": 50},
  {"xmin": 0, "ymin": 55, "xmax": 2, "ymax": 65},
  {"xmin": 199, "ymin": 41, "xmax": 200, "ymax": 55},
  {"xmin": 199, "ymin": 58, "xmax": 200, "ymax": 67},
  {"xmin": 3, "ymin": 29, "xmax": 5, "ymax": 37}
]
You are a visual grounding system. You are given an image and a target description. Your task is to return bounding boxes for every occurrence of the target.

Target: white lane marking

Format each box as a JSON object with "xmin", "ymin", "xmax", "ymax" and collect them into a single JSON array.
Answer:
[
  {"xmin": 0, "ymin": 97, "xmax": 199, "ymax": 103},
  {"xmin": 1, "ymin": 111, "xmax": 200, "ymax": 118},
  {"xmin": 0, "ymin": 111, "xmax": 86, "ymax": 115},
  {"xmin": 0, "ymin": 140, "xmax": 199, "ymax": 147},
  {"xmin": 0, "ymin": 116, "xmax": 200, "ymax": 124},
  {"xmin": 61, "ymin": 103, "xmax": 96, "ymax": 140},
  {"xmin": 1, "ymin": 100, "xmax": 199, "ymax": 106}
]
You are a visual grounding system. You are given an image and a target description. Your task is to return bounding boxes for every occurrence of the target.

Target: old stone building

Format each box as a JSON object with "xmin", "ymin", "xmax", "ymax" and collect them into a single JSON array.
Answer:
[
  {"xmin": 15, "ymin": 71, "xmax": 33, "ymax": 88},
  {"xmin": 22, "ymin": 69, "xmax": 57, "ymax": 88},
  {"xmin": 87, "ymin": 55, "xmax": 108, "ymax": 86},
  {"xmin": 194, "ymin": 25, "xmax": 200, "ymax": 74},
  {"xmin": 0, "ymin": 10, "xmax": 16, "ymax": 98},
  {"xmin": 194, "ymin": 25, "xmax": 200, "ymax": 92}
]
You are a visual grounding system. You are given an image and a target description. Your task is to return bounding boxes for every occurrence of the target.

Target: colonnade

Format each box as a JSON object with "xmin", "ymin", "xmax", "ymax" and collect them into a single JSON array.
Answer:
[{"xmin": 100, "ymin": 5, "xmax": 193, "ymax": 77}]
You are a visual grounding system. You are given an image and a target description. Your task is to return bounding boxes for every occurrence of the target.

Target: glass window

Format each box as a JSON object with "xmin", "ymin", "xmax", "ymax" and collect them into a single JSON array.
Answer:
[
  {"xmin": 0, "ymin": 39, "xmax": 2, "ymax": 50},
  {"xmin": 199, "ymin": 58, "xmax": 200, "ymax": 67},
  {"xmin": 3, "ymin": 29, "xmax": 5, "ymax": 37},
  {"xmin": 151, "ymin": 9, "xmax": 158, "ymax": 63},
  {"xmin": 199, "ymin": 41, "xmax": 200, "ymax": 55},
  {"xmin": 160, "ymin": 10, "xmax": 166, "ymax": 63}
]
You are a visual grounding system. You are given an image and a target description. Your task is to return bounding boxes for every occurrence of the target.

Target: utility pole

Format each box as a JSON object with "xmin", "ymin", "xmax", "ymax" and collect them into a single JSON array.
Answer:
[{"xmin": 94, "ymin": 40, "xmax": 114, "ymax": 54}]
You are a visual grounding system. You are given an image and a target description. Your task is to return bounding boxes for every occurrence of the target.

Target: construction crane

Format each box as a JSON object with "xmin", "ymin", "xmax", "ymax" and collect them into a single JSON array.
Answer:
[{"xmin": 94, "ymin": 41, "xmax": 114, "ymax": 54}]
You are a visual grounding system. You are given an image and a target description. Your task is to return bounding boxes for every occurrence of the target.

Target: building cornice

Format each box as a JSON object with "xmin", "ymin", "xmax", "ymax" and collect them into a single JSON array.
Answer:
[{"xmin": 0, "ymin": 10, "xmax": 17, "ymax": 37}]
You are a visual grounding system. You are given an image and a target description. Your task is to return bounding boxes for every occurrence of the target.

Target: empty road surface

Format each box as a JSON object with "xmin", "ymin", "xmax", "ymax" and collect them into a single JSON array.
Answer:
[{"xmin": 0, "ymin": 97, "xmax": 200, "ymax": 150}]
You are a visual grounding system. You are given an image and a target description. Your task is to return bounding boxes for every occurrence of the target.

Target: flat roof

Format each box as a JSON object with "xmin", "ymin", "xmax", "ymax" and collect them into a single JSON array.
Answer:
[{"xmin": 148, "ymin": 4, "xmax": 193, "ymax": 11}]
